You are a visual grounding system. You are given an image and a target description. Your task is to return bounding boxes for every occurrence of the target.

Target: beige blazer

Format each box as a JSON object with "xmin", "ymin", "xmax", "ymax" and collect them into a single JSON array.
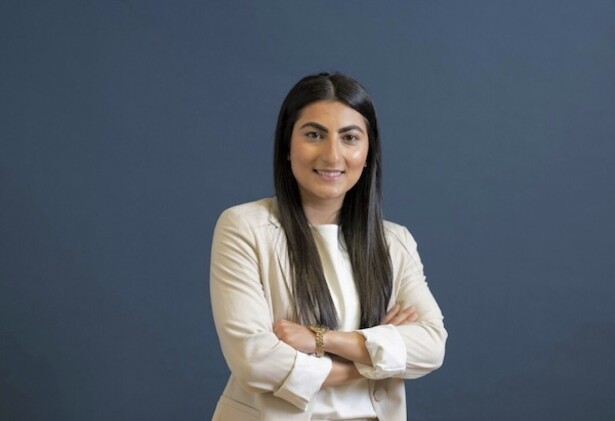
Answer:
[{"xmin": 210, "ymin": 198, "xmax": 447, "ymax": 421}]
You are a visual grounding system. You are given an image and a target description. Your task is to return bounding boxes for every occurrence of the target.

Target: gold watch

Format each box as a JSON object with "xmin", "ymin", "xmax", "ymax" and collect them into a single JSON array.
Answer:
[{"xmin": 308, "ymin": 325, "xmax": 328, "ymax": 357}]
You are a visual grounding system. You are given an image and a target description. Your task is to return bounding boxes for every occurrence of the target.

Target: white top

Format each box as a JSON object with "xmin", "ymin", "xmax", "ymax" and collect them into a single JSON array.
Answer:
[{"xmin": 310, "ymin": 225, "xmax": 377, "ymax": 420}]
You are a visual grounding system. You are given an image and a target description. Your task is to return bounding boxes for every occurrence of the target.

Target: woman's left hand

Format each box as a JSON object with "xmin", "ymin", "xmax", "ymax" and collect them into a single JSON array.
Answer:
[
  {"xmin": 380, "ymin": 303, "xmax": 419, "ymax": 326},
  {"xmin": 273, "ymin": 320, "xmax": 317, "ymax": 354}
]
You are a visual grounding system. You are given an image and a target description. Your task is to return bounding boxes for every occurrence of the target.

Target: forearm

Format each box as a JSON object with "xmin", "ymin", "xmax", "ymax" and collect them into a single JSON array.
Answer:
[
  {"xmin": 273, "ymin": 304, "xmax": 420, "ymax": 383},
  {"xmin": 322, "ymin": 356, "xmax": 362, "ymax": 387},
  {"xmin": 324, "ymin": 330, "xmax": 372, "ymax": 366},
  {"xmin": 323, "ymin": 303, "xmax": 419, "ymax": 364}
]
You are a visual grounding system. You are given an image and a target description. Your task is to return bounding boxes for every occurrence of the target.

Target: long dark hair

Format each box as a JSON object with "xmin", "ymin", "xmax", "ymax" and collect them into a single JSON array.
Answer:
[{"xmin": 274, "ymin": 73, "xmax": 392, "ymax": 329}]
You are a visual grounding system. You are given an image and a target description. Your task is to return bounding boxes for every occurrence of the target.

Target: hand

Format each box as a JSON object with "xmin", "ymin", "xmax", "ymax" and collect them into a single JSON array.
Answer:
[
  {"xmin": 273, "ymin": 319, "xmax": 318, "ymax": 354},
  {"xmin": 380, "ymin": 304, "xmax": 418, "ymax": 326},
  {"xmin": 322, "ymin": 355, "xmax": 362, "ymax": 387}
]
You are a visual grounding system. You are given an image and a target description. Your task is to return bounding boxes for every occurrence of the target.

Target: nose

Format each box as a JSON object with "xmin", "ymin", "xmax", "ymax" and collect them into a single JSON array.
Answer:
[{"xmin": 321, "ymin": 139, "xmax": 340, "ymax": 164}]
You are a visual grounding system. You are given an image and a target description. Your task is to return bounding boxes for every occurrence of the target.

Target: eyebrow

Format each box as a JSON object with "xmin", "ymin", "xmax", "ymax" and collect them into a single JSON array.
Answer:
[{"xmin": 299, "ymin": 122, "xmax": 365, "ymax": 134}]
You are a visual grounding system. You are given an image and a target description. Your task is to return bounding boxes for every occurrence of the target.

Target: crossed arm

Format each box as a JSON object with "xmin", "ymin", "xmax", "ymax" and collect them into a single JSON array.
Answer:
[{"xmin": 272, "ymin": 304, "xmax": 418, "ymax": 387}]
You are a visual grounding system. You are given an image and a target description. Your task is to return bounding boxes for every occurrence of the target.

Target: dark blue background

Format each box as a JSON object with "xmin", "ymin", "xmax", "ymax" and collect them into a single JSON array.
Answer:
[{"xmin": 2, "ymin": 1, "xmax": 614, "ymax": 420}]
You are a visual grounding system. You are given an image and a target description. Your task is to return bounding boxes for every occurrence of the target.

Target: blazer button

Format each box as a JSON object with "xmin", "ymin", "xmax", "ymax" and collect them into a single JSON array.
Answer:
[{"xmin": 374, "ymin": 387, "xmax": 386, "ymax": 402}]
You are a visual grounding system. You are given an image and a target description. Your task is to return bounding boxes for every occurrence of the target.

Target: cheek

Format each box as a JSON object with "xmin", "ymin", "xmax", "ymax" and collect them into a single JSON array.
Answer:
[
  {"xmin": 289, "ymin": 145, "xmax": 310, "ymax": 179},
  {"xmin": 289, "ymin": 137, "xmax": 303, "ymax": 161},
  {"xmin": 349, "ymin": 148, "xmax": 369, "ymax": 168}
]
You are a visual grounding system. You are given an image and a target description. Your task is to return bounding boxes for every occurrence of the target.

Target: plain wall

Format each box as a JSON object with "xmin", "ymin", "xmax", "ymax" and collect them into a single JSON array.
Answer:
[{"xmin": 1, "ymin": 1, "xmax": 614, "ymax": 420}]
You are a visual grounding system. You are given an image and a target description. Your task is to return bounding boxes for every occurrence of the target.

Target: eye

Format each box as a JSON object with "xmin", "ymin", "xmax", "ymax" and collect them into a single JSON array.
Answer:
[
  {"xmin": 342, "ymin": 133, "xmax": 360, "ymax": 142},
  {"xmin": 305, "ymin": 131, "xmax": 322, "ymax": 139}
]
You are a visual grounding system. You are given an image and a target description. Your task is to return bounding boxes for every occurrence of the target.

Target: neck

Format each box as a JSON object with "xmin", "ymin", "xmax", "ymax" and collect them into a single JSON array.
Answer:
[{"xmin": 301, "ymin": 201, "xmax": 342, "ymax": 225}]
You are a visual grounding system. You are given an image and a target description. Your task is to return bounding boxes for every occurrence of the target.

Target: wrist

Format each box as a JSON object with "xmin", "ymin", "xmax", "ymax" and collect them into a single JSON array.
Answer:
[{"xmin": 308, "ymin": 325, "xmax": 329, "ymax": 357}]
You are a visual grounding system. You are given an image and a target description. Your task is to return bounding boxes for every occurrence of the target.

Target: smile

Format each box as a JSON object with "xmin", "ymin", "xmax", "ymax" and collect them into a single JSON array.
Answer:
[{"xmin": 315, "ymin": 169, "xmax": 344, "ymax": 178}]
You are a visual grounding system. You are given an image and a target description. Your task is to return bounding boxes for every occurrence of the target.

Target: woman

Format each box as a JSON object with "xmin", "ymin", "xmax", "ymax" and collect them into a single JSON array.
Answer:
[{"xmin": 210, "ymin": 73, "xmax": 447, "ymax": 420}]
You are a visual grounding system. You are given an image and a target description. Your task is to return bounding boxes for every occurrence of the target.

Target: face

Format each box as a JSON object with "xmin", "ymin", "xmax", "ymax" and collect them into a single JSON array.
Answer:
[{"xmin": 289, "ymin": 100, "xmax": 369, "ymax": 210}]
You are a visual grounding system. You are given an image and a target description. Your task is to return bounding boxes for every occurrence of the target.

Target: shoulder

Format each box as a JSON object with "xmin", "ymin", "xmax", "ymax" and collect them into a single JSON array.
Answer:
[
  {"xmin": 382, "ymin": 219, "xmax": 424, "ymax": 270},
  {"xmin": 383, "ymin": 219, "xmax": 418, "ymax": 252},
  {"xmin": 383, "ymin": 221, "xmax": 421, "ymax": 263},
  {"xmin": 216, "ymin": 197, "xmax": 280, "ymax": 230}
]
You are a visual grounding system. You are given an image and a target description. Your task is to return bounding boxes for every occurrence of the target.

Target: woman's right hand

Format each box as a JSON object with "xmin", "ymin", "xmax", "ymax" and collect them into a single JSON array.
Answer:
[
  {"xmin": 322, "ymin": 355, "xmax": 362, "ymax": 387},
  {"xmin": 380, "ymin": 304, "xmax": 418, "ymax": 326}
]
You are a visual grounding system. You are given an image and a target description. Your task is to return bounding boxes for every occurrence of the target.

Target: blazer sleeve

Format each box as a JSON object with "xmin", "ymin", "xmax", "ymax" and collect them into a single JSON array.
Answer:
[
  {"xmin": 354, "ymin": 225, "xmax": 447, "ymax": 380},
  {"xmin": 210, "ymin": 207, "xmax": 332, "ymax": 410}
]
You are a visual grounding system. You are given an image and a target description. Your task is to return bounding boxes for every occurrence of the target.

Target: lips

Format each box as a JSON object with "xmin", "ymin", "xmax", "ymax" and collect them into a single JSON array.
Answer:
[{"xmin": 315, "ymin": 169, "xmax": 344, "ymax": 177}]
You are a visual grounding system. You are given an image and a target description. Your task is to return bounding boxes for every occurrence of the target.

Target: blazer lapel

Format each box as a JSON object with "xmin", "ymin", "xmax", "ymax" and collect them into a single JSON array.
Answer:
[{"xmin": 268, "ymin": 202, "xmax": 294, "ymax": 299}]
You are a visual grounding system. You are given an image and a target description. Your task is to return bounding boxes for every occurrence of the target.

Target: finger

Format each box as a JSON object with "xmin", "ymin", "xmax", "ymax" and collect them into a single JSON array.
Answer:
[
  {"xmin": 391, "ymin": 306, "xmax": 418, "ymax": 325},
  {"xmin": 273, "ymin": 319, "xmax": 291, "ymax": 337},
  {"xmin": 381, "ymin": 304, "xmax": 401, "ymax": 324},
  {"xmin": 380, "ymin": 307, "xmax": 394, "ymax": 324},
  {"xmin": 400, "ymin": 306, "xmax": 418, "ymax": 324},
  {"xmin": 389, "ymin": 313, "xmax": 407, "ymax": 325}
]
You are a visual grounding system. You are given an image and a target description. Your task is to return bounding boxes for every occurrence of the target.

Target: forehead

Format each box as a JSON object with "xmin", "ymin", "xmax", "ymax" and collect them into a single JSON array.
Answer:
[{"xmin": 294, "ymin": 100, "xmax": 366, "ymax": 129}]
